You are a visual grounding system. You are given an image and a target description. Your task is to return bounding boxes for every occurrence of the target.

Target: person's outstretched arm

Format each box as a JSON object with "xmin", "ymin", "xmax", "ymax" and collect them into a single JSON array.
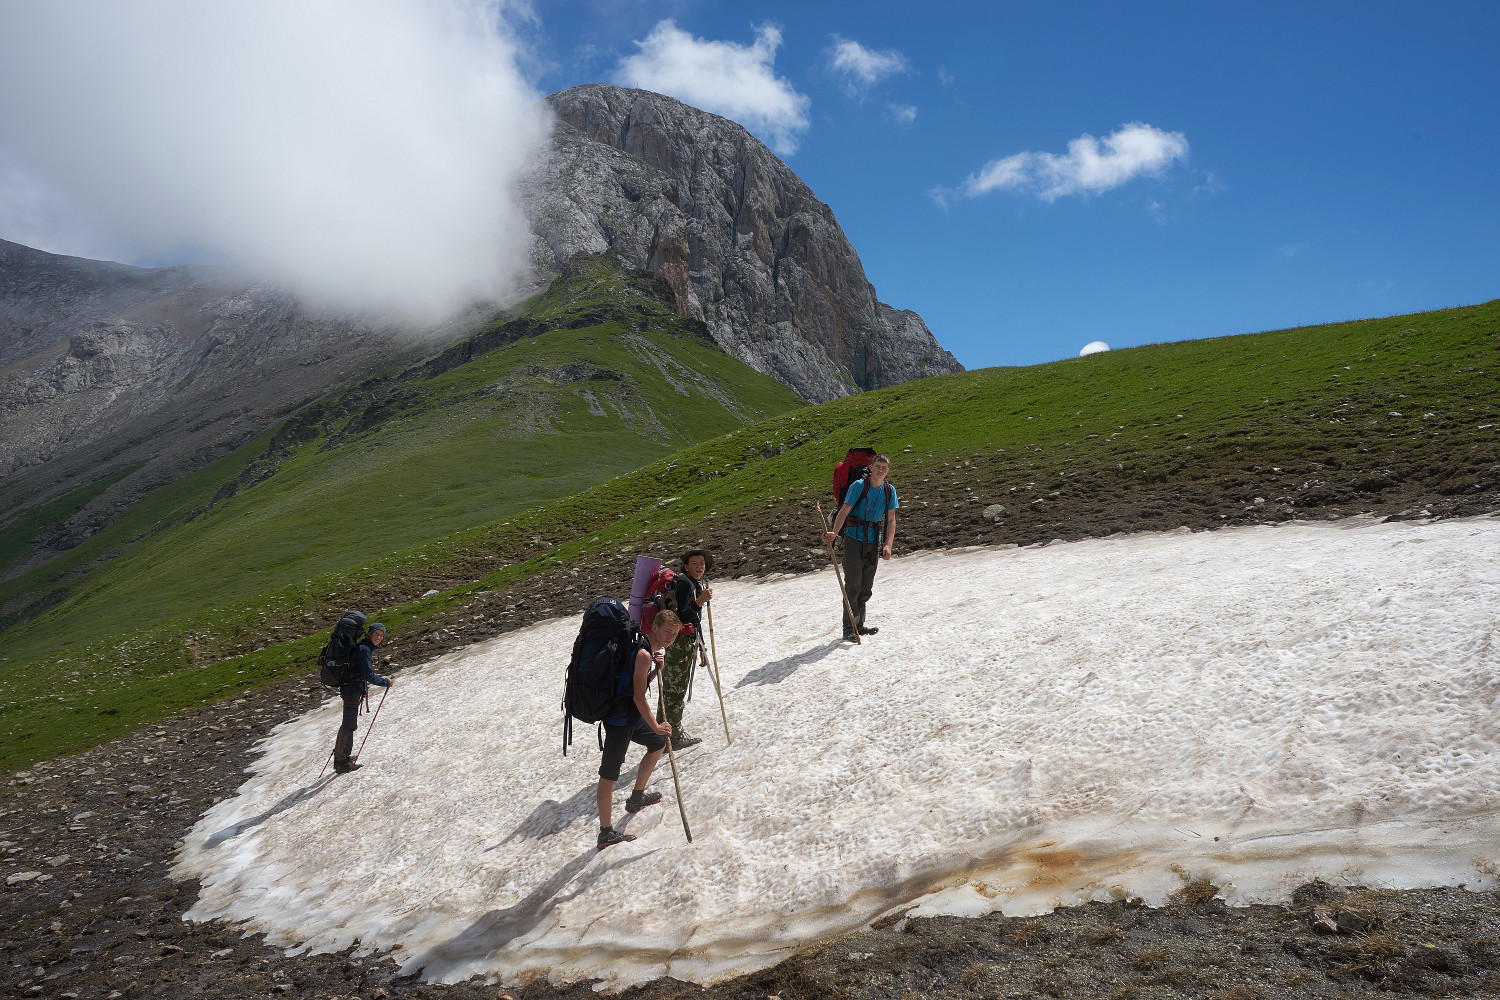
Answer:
[
  {"xmin": 355, "ymin": 644, "xmax": 391, "ymax": 686},
  {"xmin": 823, "ymin": 503, "xmax": 854, "ymax": 543},
  {"xmin": 634, "ymin": 649, "xmax": 670, "ymax": 736}
]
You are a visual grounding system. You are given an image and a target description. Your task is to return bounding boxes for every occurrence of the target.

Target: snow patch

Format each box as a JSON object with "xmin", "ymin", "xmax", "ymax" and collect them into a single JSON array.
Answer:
[{"xmin": 176, "ymin": 517, "xmax": 1500, "ymax": 989}]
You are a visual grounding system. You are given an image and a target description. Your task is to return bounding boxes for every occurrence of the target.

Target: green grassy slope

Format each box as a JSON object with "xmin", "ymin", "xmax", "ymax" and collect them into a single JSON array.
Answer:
[
  {"xmin": 2, "ymin": 298, "xmax": 1497, "ymax": 771},
  {"xmin": 0, "ymin": 259, "xmax": 803, "ymax": 766}
]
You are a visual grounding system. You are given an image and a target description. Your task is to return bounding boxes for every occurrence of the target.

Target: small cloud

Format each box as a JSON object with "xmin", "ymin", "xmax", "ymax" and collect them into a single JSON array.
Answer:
[
  {"xmin": 1146, "ymin": 199, "xmax": 1167, "ymax": 225},
  {"xmin": 890, "ymin": 103, "xmax": 917, "ymax": 124},
  {"xmin": 1278, "ymin": 242, "xmax": 1307, "ymax": 257},
  {"xmin": 829, "ymin": 36, "xmax": 908, "ymax": 92},
  {"xmin": 614, "ymin": 20, "xmax": 810, "ymax": 155},
  {"xmin": 1190, "ymin": 172, "xmax": 1224, "ymax": 199},
  {"xmin": 938, "ymin": 122, "xmax": 1189, "ymax": 205},
  {"xmin": 937, "ymin": 64, "xmax": 955, "ymax": 87},
  {"xmin": 1080, "ymin": 341, "xmax": 1110, "ymax": 356}
]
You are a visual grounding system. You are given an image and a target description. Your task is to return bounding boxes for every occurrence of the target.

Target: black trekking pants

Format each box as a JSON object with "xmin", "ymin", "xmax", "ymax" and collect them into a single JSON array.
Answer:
[
  {"xmin": 841, "ymin": 536, "xmax": 880, "ymax": 633},
  {"xmin": 339, "ymin": 683, "xmax": 364, "ymax": 733}
]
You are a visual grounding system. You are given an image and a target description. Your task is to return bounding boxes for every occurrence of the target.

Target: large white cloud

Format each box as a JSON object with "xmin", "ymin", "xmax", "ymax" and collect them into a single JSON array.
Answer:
[
  {"xmin": 829, "ymin": 36, "xmax": 909, "ymax": 90},
  {"xmin": 614, "ymin": 20, "xmax": 810, "ymax": 155},
  {"xmin": 0, "ymin": 0, "xmax": 550, "ymax": 322},
  {"xmin": 944, "ymin": 123, "xmax": 1188, "ymax": 204}
]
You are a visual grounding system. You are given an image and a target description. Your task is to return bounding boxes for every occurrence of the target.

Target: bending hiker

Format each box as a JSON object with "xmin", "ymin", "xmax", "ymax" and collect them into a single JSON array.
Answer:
[
  {"xmin": 597, "ymin": 609, "xmax": 681, "ymax": 848},
  {"xmin": 334, "ymin": 623, "xmax": 392, "ymax": 773},
  {"xmin": 822, "ymin": 453, "xmax": 899, "ymax": 640},
  {"xmin": 660, "ymin": 548, "xmax": 713, "ymax": 751}
]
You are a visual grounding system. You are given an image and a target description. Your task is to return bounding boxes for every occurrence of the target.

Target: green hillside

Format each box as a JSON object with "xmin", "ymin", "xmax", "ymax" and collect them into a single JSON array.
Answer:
[
  {"xmin": 0, "ymin": 258, "xmax": 803, "ymax": 766},
  {"xmin": 2, "ymin": 297, "xmax": 1497, "ymax": 771}
]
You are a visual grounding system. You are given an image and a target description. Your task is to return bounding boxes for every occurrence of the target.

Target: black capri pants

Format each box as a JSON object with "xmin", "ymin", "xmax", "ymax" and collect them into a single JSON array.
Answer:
[{"xmin": 598, "ymin": 716, "xmax": 667, "ymax": 782}]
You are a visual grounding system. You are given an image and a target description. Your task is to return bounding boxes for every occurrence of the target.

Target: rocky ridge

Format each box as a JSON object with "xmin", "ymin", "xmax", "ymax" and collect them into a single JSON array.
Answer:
[
  {"xmin": 0, "ymin": 84, "xmax": 962, "ymax": 574},
  {"xmin": 526, "ymin": 84, "xmax": 962, "ymax": 403}
]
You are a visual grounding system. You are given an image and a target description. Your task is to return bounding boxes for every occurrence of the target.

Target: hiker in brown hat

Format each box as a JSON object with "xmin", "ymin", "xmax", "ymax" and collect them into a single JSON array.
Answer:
[{"xmin": 658, "ymin": 548, "xmax": 713, "ymax": 750}]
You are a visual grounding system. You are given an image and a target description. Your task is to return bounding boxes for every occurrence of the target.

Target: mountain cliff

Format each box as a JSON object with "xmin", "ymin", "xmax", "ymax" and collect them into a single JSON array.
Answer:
[
  {"xmin": 0, "ymin": 84, "xmax": 962, "ymax": 561},
  {"xmin": 525, "ymin": 84, "xmax": 962, "ymax": 402}
]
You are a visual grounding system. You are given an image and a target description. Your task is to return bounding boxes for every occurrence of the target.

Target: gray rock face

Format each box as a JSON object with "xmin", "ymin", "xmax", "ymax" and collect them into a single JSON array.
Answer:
[
  {"xmin": 0, "ymin": 84, "xmax": 963, "ymax": 543},
  {"xmin": 525, "ymin": 84, "xmax": 962, "ymax": 402},
  {"xmin": 0, "ymin": 238, "xmax": 441, "ymax": 524}
]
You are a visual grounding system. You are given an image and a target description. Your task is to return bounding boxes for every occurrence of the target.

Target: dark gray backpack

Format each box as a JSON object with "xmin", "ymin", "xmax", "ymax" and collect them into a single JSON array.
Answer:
[{"xmin": 318, "ymin": 610, "xmax": 367, "ymax": 687}]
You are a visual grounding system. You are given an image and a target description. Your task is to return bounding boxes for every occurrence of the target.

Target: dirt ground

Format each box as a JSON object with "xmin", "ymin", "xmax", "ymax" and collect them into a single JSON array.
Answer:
[{"xmin": 4, "ymin": 467, "xmax": 1499, "ymax": 999}]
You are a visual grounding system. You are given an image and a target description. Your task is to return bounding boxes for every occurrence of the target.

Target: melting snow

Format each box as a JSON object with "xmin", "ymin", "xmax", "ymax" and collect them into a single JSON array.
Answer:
[{"xmin": 176, "ymin": 516, "xmax": 1500, "ymax": 989}]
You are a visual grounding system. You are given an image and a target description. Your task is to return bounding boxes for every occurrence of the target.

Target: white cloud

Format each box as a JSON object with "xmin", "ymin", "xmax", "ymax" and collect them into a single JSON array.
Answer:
[
  {"xmin": 1191, "ymin": 172, "xmax": 1225, "ymax": 199},
  {"xmin": 614, "ymin": 20, "xmax": 809, "ymax": 155},
  {"xmin": 0, "ymin": 0, "xmax": 550, "ymax": 323},
  {"xmin": 942, "ymin": 123, "xmax": 1189, "ymax": 204},
  {"xmin": 1080, "ymin": 341, "xmax": 1110, "ymax": 356},
  {"xmin": 890, "ymin": 104, "xmax": 918, "ymax": 124},
  {"xmin": 829, "ymin": 36, "xmax": 908, "ymax": 90}
]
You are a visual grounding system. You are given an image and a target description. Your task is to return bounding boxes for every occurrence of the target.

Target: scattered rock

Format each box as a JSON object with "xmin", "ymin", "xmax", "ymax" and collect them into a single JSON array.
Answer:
[
  {"xmin": 6, "ymin": 871, "xmax": 41, "ymax": 885},
  {"xmin": 982, "ymin": 504, "xmax": 1006, "ymax": 520}
]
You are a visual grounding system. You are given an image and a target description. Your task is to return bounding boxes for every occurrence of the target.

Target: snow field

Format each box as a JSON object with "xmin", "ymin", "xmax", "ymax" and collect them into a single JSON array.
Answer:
[{"xmin": 176, "ymin": 516, "xmax": 1500, "ymax": 989}]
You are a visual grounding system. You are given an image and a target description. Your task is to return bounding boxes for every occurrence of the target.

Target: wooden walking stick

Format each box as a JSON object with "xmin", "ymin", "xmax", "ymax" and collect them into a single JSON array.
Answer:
[
  {"xmin": 657, "ymin": 673, "xmax": 693, "ymax": 843},
  {"xmin": 702, "ymin": 600, "xmax": 732, "ymax": 745},
  {"xmin": 814, "ymin": 500, "xmax": 862, "ymax": 645}
]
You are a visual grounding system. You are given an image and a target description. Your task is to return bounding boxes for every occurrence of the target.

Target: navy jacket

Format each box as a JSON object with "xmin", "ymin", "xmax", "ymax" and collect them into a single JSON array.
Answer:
[
  {"xmin": 349, "ymin": 642, "xmax": 391, "ymax": 688},
  {"xmin": 673, "ymin": 574, "xmax": 705, "ymax": 631}
]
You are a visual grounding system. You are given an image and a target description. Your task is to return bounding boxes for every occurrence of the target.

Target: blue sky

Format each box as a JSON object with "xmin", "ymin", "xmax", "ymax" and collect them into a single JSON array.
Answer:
[
  {"xmin": 524, "ymin": 1, "xmax": 1500, "ymax": 368},
  {"xmin": 1, "ymin": 2, "xmax": 1494, "ymax": 370}
]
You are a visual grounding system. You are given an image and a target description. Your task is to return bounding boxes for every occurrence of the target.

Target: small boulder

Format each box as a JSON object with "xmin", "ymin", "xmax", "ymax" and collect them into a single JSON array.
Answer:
[{"xmin": 982, "ymin": 504, "xmax": 1006, "ymax": 521}]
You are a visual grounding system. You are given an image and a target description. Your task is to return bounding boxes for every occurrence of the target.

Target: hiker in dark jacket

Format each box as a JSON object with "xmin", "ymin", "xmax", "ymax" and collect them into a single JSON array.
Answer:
[
  {"xmin": 823, "ymin": 454, "xmax": 899, "ymax": 640},
  {"xmin": 334, "ymin": 623, "xmax": 393, "ymax": 773},
  {"xmin": 597, "ymin": 609, "xmax": 680, "ymax": 849},
  {"xmin": 659, "ymin": 549, "xmax": 712, "ymax": 751}
]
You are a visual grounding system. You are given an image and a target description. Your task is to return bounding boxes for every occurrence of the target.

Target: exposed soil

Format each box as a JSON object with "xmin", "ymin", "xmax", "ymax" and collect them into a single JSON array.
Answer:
[{"xmin": 4, "ymin": 467, "xmax": 1499, "ymax": 999}]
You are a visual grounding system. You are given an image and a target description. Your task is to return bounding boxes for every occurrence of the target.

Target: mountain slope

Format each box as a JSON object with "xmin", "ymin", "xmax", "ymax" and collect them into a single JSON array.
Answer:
[
  {"xmin": 526, "ymin": 84, "xmax": 963, "ymax": 402},
  {"xmin": 0, "ymin": 258, "xmax": 801, "ymax": 674},
  {"xmin": 1, "ymin": 298, "xmax": 1495, "ymax": 771}
]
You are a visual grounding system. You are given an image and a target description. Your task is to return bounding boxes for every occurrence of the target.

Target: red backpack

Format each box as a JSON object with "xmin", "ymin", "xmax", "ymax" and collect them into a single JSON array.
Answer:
[
  {"xmin": 640, "ymin": 566, "xmax": 694, "ymax": 636},
  {"xmin": 833, "ymin": 447, "xmax": 878, "ymax": 509}
]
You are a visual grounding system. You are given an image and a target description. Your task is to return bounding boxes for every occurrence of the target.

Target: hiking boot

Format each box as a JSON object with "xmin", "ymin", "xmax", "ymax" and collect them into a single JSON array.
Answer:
[
  {"xmin": 670, "ymin": 734, "xmax": 702, "ymax": 751},
  {"xmin": 858, "ymin": 625, "xmax": 879, "ymax": 635},
  {"xmin": 333, "ymin": 759, "xmax": 362, "ymax": 774},
  {"xmin": 626, "ymin": 789, "xmax": 663, "ymax": 813},
  {"xmin": 597, "ymin": 826, "xmax": 637, "ymax": 850},
  {"xmin": 842, "ymin": 631, "xmax": 859, "ymax": 642}
]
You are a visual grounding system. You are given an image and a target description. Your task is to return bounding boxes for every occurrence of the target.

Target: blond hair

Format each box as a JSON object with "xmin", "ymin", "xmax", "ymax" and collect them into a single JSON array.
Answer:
[
  {"xmin": 651, "ymin": 609, "xmax": 682, "ymax": 629},
  {"xmin": 872, "ymin": 453, "xmax": 892, "ymax": 466}
]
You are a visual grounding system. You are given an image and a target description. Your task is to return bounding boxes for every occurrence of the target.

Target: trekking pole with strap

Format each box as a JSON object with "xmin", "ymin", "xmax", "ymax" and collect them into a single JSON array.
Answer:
[
  {"xmin": 656, "ymin": 673, "xmax": 693, "ymax": 843},
  {"xmin": 814, "ymin": 500, "xmax": 862, "ymax": 645},
  {"xmin": 352, "ymin": 685, "xmax": 390, "ymax": 764},
  {"xmin": 702, "ymin": 599, "xmax": 732, "ymax": 745}
]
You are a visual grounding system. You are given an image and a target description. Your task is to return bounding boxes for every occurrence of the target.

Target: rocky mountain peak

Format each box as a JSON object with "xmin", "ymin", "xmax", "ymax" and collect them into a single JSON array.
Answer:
[{"xmin": 527, "ymin": 84, "xmax": 962, "ymax": 402}]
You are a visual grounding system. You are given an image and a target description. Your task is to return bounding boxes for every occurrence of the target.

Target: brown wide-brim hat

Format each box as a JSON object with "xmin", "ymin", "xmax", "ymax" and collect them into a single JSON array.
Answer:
[{"xmin": 680, "ymin": 548, "xmax": 713, "ymax": 572}]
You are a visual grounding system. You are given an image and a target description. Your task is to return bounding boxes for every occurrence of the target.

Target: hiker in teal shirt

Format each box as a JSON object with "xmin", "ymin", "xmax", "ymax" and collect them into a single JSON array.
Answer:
[{"xmin": 822, "ymin": 454, "xmax": 899, "ymax": 639}]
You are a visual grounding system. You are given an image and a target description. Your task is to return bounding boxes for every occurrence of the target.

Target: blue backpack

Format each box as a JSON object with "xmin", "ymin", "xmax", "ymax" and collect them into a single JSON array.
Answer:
[{"xmin": 562, "ymin": 597, "xmax": 647, "ymax": 755}]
